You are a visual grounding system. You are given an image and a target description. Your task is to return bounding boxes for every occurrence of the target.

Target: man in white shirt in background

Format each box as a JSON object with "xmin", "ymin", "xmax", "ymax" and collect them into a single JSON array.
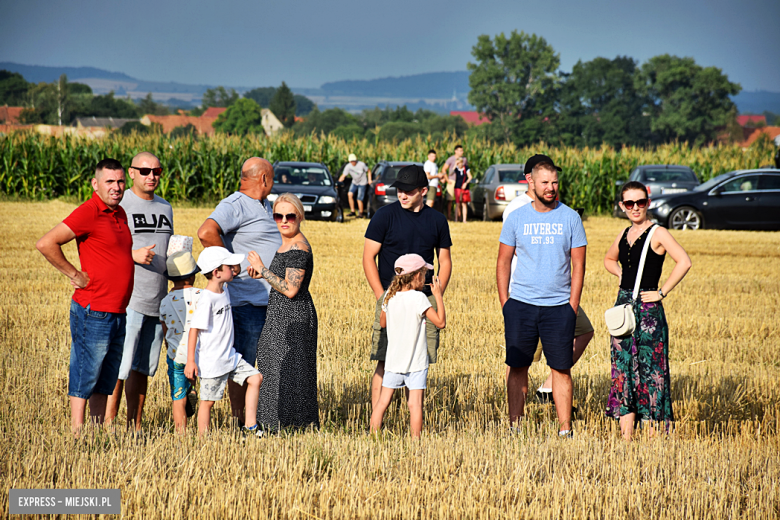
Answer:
[
  {"xmin": 423, "ymin": 149, "xmax": 440, "ymax": 208},
  {"xmin": 501, "ymin": 156, "xmax": 594, "ymax": 405}
]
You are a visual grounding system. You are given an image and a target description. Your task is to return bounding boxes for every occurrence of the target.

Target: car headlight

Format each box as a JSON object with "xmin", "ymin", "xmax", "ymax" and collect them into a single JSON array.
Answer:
[
  {"xmin": 319, "ymin": 196, "xmax": 336, "ymax": 204},
  {"xmin": 267, "ymin": 193, "xmax": 278, "ymax": 202},
  {"xmin": 648, "ymin": 200, "xmax": 662, "ymax": 209}
]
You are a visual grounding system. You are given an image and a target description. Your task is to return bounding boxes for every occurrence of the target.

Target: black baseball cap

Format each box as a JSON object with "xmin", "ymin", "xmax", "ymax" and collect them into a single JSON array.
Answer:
[
  {"xmin": 391, "ymin": 165, "xmax": 429, "ymax": 191},
  {"xmin": 523, "ymin": 154, "xmax": 562, "ymax": 174}
]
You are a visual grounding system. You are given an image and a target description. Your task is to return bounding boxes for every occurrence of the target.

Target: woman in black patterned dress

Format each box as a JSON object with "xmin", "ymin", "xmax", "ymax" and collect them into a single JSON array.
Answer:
[{"xmin": 247, "ymin": 193, "xmax": 318, "ymax": 432}]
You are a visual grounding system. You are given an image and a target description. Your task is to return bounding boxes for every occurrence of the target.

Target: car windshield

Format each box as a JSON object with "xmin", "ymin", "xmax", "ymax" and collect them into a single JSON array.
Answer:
[
  {"xmin": 694, "ymin": 172, "xmax": 734, "ymax": 192},
  {"xmin": 641, "ymin": 169, "xmax": 697, "ymax": 183},
  {"xmin": 274, "ymin": 166, "xmax": 331, "ymax": 186},
  {"xmin": 498, "ymin": 170, "xmax": 525, "ymax": 182}
]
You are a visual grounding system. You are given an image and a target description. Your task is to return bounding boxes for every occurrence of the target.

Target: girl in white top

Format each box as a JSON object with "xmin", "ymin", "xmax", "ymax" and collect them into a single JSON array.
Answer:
[{"xmin": 369, "ymin": 254, "xmax": 446, "ymax": 439}]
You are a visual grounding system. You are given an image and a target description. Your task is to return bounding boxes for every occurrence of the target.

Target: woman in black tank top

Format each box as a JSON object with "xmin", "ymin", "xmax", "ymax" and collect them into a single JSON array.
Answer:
[{"xmin": 603, "ymin": 181, "xmax": 692, "ymax": 441}]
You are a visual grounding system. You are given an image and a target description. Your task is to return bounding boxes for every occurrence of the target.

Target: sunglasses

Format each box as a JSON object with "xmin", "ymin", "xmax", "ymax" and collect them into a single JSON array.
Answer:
[
  {"xmin": 622, "ymin": 198, "xmax": 648, "ymax": 209},
  {"xmin": 273, "ymin": 212, "xmax": 298, "ymax": 223},
  {"xmin": 131, "ymin": 166, "xmax": 163, "ymax": 176}
]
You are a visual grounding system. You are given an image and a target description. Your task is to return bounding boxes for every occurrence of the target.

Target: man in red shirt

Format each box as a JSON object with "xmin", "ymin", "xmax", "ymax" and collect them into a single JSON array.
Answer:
[{"xmin": 36, "ymin": 158, "xmax": 135, "ymax": 434}]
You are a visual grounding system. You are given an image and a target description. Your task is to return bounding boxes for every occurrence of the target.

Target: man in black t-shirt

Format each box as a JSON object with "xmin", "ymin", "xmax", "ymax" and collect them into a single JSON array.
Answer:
[{"xmin": 363, "ymin": 165, "xmax": 453, "ymax": 409}]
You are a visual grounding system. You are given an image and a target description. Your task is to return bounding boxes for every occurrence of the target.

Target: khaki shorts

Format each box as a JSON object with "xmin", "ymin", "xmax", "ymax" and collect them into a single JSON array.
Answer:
[
  {"xmin": 426, "ymin": 187, "xmax": 437, "ymax": 201},
  {"xmin": 533, "ymin": 306, "xmax": 594, "ymax": 363},
  {"xmin": 371, "ymin": 292, "xmax": 440, "ymax": 364}
]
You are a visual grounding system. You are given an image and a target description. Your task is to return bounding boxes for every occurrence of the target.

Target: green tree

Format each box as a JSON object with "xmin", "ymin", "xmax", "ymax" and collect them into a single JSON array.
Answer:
[
  {"xmin": 0, "ymin": 70, "xmax": 32, "ymax": 106},
  {"xmin": 556, "ymin": 56, "xmax": 652, "ymax": 148},
  {"xmin": 270, "ymin": 82, "xmax": 296, "ymax": 127},
  {"xmin": 213, "ymin": 98, "xmax": 265, "ymax": 136},
  {"xmin": 243, "ymin": 87, "xmax": 276, "ymax": 107},
  {"xmin": 169, "ymin": 123, "xmax": 197, "ymax": 139},
  {"xmin": 137, "ymin": 92, "xmax": 169, "ymax": 116},
  {"xmin": 293, "ymin": 107, "xmax": 359, "ymax": 135},
  {"xmin": 467, "ymin": 31, "xmax": 561, "ymax": 142},
  {"xmin": 201, "ymin": 86, "xmax": 239, "ymax": 109},
  {"xmin": 636, "ymin": 54, "xmax": 741, "ymax": 145},
  {"xmin": 293, "ymin": 94, "xmax": 315, "ymax": 116},
  {"xmin": 119, "ymin": 121, "xmax": 151, "ymax": 135}
]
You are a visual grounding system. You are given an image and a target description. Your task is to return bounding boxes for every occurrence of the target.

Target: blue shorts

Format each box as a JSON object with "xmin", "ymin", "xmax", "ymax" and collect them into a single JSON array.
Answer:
[
  {"xmin": 232, "ymin": 304, "xmax": 267, "ymax": 368},
  {"xmin": 382, "ymin": 369, "xmax": 428, "ymax": 390},
  {"xmin": 166, "ymin": 357, "xmax": 193, "ymax": 401},
  {"xmin": 503, "ymin": 299, "xmax": 576, "ymax": 370},
  {"xmin": 118, "ymin": 308, "xmax": 164, "ymax": 379},
  {"xmin": 68, "ymin": 300, "xmax": 126, "ymax": 399},
  {"xmin": 349, "ymin": 183, "xmax": 367, "ymax": 200}
]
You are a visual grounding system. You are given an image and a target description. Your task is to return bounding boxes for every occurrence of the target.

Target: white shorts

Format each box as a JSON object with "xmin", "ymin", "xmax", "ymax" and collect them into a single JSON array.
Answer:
[
  {"xmin": 199, "ymin": 357, "xmax": 260, "ymax": 401},
  {"xmin": 382, "ymin": 369, "xmax": 428, "ymax": 390}
]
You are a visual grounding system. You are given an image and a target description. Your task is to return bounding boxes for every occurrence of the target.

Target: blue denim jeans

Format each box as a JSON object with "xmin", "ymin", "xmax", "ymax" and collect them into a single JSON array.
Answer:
[
  {"xmin": 118, "ymin": 308, "xmax": 164, "ymax": 380},
  {"xmin": 231, "ymin": 304, "xmax": 267, "ymax": 367},
  {"xmin": 68, "ymin": 300, "xmax": 126, "ymax": 399}
]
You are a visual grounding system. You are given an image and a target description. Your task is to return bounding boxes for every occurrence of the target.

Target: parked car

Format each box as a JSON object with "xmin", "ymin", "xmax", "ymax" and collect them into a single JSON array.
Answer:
[
  {"xmin": 614, "ymin": 165, "xmax": 700, "ymax": 218},
  {"xmin": 270, "ymin": 162, "xmax": 344, "ymax": 222},
  {"xmin": 470, "ymin": 164, "xmax": 529, "ymax": 221},
  {"xmin": 366, "ymin": 161, "xmax": 424, "ymax": 217},
  {"xmin": 647, "ymin": 169, "xmax": 780, "ymax": 230}
]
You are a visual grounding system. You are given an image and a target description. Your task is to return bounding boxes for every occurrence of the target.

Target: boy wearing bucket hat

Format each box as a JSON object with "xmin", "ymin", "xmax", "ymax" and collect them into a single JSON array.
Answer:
[
  {"xmin": 184, "ymin": 246, "xmax": 264, "ymax": 436},
  {"xmin": 159, "ymin": 237, "xmax": 202, "ymax": 433},
  {"xmin": 338, "ymin": 153, "xmax": 371, "ymax": 218}
]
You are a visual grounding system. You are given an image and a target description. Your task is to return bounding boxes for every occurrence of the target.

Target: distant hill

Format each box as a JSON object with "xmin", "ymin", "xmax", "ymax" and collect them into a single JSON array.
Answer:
[
  {"xmin": 0, "ymin": 62, "xmax": 136, "ymax": 83},
  {"xmin": 319, "ymin": 72, "xmax": 470, "ymax": 100},
  {"xmin": 731, "ymin": 90, "xmax": 780, "ymax": 115}
]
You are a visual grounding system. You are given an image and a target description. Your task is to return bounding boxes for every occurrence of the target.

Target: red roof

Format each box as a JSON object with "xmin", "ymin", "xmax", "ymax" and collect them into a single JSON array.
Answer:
[
  {"xmin": 450, "ymin": 111, "xmax": 489, "ymax": 126},
  {"xmin": 736, "ymin": 115, "xmax": 766, "ymax": 126},
  {"xmin": 0, "ymin": 106, "xmax": 24, "ymax": 124},
  {"xmin": 202, "ymin": 107, "xmax": 228, "ymax": 118},
  {"xmin": 741, "ymin": 126, "xmax": 780, "ymax": 147}
]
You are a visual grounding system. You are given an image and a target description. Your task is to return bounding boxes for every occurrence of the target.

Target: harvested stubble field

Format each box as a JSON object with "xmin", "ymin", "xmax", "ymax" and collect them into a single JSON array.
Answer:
[{"xmin": 1, "ymin": 200, "xmax": 779, "ymax": 519}]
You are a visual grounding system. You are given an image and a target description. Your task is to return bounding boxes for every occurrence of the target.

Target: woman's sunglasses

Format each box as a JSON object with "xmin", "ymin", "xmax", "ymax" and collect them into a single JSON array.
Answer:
[
  {"xmin": 273, "ymin": 212, "xmax": 298, "ymax": 223},
  {"xmin": 131, "ymin": 166, "xmax": 163, "ymax": 177},
  {"xmin": 622, "ymin": 198, "xmax": 648, "ymax": 209}
]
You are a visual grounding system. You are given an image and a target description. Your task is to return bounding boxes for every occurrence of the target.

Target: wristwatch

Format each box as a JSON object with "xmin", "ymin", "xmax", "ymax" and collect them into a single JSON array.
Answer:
[{"xmin": 658, "ymin": 288, "xmax": 666, "ymax": 299}]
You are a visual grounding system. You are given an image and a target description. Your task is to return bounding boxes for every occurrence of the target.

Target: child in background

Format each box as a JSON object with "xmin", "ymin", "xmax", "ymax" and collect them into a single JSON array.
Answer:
[
  {"xmin": 159, "ymin": 245, "xmax": 202, "ymax": 434},
  {"xmin": 369, "ymin": 254, "xmax": 446, "ymax": 439},
  {"xmin": 184, "ymin": 246, "xmax": 264, "ymax": 437}
]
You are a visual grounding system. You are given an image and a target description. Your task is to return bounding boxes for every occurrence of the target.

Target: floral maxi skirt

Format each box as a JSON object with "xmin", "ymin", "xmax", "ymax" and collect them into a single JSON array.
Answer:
[{"xmin": 605, "ymin": 288, "xmax": 674, "ymax": 424}]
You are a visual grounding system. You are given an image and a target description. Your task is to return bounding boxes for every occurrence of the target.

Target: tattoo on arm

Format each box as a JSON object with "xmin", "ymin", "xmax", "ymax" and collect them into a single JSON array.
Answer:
[
  {"xmin": 261, "ymin": 267, "xmax": 305, "ymax": 294},
  {"xmin": 261, "ymin": 267, "xmax": 289, "ymax": 293}
]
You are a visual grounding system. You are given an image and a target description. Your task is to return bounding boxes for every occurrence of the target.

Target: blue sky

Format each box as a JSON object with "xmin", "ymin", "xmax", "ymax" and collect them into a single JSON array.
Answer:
[{"xmin": 1, "ymin": 0, "xmax": 777, "ymax": 91}]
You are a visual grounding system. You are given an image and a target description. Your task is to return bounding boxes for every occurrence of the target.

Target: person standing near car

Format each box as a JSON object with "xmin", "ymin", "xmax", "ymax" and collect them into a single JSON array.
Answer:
[
  {"xmin": 604, "ymin": 181, "xmax": 691, "ymax": 441},
  {"xmin": 497, "ymin": 156, "xmax": 586, "ymax": 437},
  {"xmin": 441, "ymin": 145, "xmax": 468, "ymax": 221},
  {"xmin": 339, "ymin": 153, "xmax": 372, "ymax": 218},
  {"xmin": 453, "ymin": 158, "xmax": 472, "ymax": 223},
  {"xmin": 197, "ymin": 157, "xmax": 282, "ymax": 426},
  {"xmin": 105, "ymin": 151, "xmax": 173, "ymax": 431},
  {"xmin": 362, "ymin": 165, "xmax": 452, "ymax": 410},
  {"xmin": 501, "ymin": 155, "xmax": 594, "ymax": 405},
  {"xmin": 424, "ymin": 149, "xmax": 440, "ymax": 208}
]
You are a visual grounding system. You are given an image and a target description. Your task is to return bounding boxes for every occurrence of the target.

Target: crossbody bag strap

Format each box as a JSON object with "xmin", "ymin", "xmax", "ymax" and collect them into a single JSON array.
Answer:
[{"xmin": 632, "ymin": 225, "xmax": 658, "ymax": 300}]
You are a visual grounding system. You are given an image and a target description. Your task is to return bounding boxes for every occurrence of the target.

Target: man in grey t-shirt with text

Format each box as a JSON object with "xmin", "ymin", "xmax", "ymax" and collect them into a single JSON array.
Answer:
[
  {"xmin": 106, "ymin": 151, "xmax": 173, "ymax": 430},
  {"xmin": 198, "ymin": 157, "xmax": 282, "ymax": 425}
]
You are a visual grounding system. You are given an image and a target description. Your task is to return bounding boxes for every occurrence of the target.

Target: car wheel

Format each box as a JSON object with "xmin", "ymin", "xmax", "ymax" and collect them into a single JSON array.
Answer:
[
  {"xmin": 482, "ymin": 198, "xmax": 490, "ymax": 221},
  {"xmin": 669, "ymin": 206, "xmax": 703, "ymax": 230},
  {"xmin": 335, "ymin": 206, "xmax": 344, "ymax": 223}
]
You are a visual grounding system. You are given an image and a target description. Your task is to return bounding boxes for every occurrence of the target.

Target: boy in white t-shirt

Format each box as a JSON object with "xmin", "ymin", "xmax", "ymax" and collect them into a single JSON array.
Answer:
[
  {"xmin": 184, "ymin": 246, "xmax": 264, "ymax": 436},
  {"xmin": 159, "ymin": 247, "xmax": 203, "ymax": 433},
  {"xmin": 424, "ymin": 149, "xmax": 440, "ymax": 208},
  {"xmin": 369, "ymin": 254, "xmax": 446, "ymax": 439}
]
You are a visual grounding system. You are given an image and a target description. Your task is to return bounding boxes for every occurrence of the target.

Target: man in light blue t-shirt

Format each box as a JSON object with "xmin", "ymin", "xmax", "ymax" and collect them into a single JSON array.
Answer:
[
  {"xmin": 198, "ymin": 157, "xmax": 281, "ymax": 425},
  {"xmin": 497, "ymin": 154, "xmax": 587, "ymax": 438}
]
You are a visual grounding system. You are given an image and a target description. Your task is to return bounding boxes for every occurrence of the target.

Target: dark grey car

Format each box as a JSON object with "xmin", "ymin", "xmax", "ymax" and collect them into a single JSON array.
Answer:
[
  {"xmin": 470, "ymin": 164, "xmax": 529, "ymax": 221},
  {"xmin": 614, "ymin": 165, "xmax": 700, "ymax": 218},
  {"xmin": 366, "ymin": 161, "xmax": 424, "ymax": 218}
]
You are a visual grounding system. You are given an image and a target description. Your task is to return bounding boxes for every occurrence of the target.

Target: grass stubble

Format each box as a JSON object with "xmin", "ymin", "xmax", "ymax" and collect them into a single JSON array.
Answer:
[{"xmin": 0, "ymin": 201, "xmax": 778, "ymax": 519}]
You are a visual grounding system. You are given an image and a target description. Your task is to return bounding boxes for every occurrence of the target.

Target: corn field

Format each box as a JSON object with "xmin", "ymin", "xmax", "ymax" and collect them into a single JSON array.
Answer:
[
  {"xmin": 1, "ymin": 200, "xmax": 779, "ymax": 518},
  {"xmin": 0, "ymin": 131, "xmax": 776, "ymax": 213}
]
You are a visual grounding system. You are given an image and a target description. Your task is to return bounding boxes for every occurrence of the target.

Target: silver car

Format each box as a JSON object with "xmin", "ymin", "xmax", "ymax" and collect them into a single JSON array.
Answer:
[
  {"xmin": 470, "ymin": 164, "xmax": 529, "ymax": 221},
  {"xmin": 614, "ymin": 165, "xmax": 700, "ymax": 218}
]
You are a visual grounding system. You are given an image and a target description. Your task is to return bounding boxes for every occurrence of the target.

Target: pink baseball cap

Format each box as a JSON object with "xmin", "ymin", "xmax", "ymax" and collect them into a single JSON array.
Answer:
[{"xmin": 394, "ymin": 254, "xmax": 433, "ymax": 275}]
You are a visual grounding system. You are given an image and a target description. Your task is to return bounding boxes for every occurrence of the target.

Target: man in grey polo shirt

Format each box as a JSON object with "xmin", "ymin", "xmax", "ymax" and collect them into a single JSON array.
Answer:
[
  {"xmin": 198, "ymin": 157, "xmax": 281, "ymax": 425},
  {"xmin": 106, "ymin": 151, "xmax": 173, "ymax": 430}
]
